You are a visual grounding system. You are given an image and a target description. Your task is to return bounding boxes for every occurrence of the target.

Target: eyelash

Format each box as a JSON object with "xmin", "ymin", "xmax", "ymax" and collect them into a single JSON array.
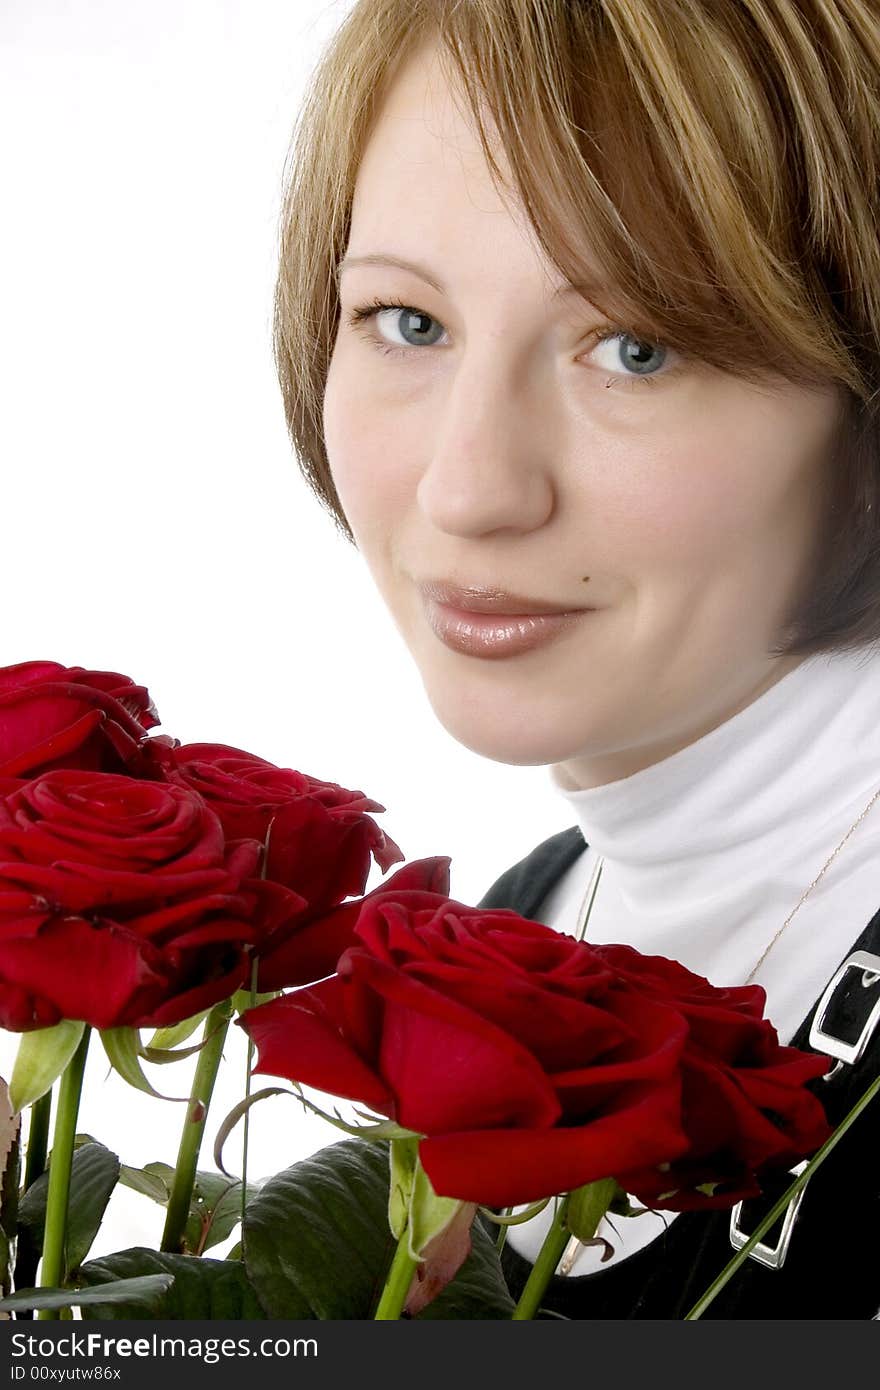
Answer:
[{"xmin": 344, "ymin": 295, "xmax": 675, "ymax": 390}]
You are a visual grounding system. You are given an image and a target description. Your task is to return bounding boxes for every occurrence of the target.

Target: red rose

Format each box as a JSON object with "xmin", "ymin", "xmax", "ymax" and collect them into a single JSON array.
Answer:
[
  {"xmin": 255, "ymin": 856, "xmax": 452, "ymax": 991},
  {"xmin": 144, "ymin": 741, "xmax": 404, "ymax": 913},
  {"xmin": 0, "ymin": 661, "xmax": 159, "ymax": 780},
  {"xmin": 240, "ymin": 899, "xmax": 690, "ymax": 1208},
  {"xmin": 596, "ymin": 945, "xmax": 832, "ymax": 1209},
  {"xmin": 0, "ymin": 769, "xmax": 266, "ymax": 1031}
]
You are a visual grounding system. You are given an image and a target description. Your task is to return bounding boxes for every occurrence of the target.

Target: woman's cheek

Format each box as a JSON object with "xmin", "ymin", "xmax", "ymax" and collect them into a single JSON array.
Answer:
[
  {"xmin": 612, "ymin": 431, "xmax": 780, "ymax": 575},
  {"xmin": 324, "ymin": 364, "xmax": 416, "ymax": 536}
]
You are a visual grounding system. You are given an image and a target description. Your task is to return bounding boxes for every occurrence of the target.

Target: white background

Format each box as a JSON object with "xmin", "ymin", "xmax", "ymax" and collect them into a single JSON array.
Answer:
[{"xmin": 0, "ymin": 1, "xmax": 570, "ymax": 1258}]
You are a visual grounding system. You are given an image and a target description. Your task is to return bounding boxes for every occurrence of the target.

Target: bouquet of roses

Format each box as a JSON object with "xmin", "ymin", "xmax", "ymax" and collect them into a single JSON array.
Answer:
[{"xmin": 0, "ymin": 659, "xmax": 854, "ymax": 1321}]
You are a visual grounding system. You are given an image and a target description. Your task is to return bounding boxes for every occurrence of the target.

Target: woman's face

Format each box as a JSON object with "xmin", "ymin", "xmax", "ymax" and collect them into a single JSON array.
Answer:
[{"xmin": 323, "ymin": 42, "xmax": 843, "ymax": 790}]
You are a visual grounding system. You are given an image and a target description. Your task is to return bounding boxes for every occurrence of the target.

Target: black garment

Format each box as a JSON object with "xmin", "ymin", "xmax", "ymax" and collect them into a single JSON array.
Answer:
[{"xmin": 478, "ymin": 826, "xmax": 880, "ymax": 1319}]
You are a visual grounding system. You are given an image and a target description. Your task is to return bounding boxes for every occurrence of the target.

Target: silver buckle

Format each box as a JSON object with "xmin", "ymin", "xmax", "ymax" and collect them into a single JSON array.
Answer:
[
  {"xmin": 728, "ymin": 1160, "xmax": 809, "ymax": 1269},
  {"xmin": 808, "ymin": 950, "xmax": 880, "ymax": 1065},
  {"xmin": 728, "ymin": 949, "xmax": 880, "ymax": 1269}
]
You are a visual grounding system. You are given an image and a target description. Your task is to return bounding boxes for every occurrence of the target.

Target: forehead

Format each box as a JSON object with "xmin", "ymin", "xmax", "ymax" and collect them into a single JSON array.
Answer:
[
  {"xmin": 346, "ymin": 41, "xmax": 604, "ymax": 310},
  {"xmin": 357, "ymin": 40, "xmax": 491, "ymax": 187}
]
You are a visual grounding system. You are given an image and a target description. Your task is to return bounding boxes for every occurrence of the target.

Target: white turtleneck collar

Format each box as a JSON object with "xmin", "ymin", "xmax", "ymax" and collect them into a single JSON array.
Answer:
[
  {"xmin": 536, "ymin": 643, "xmax": 880, "ymax": 1045},
  {"xmin": 508, "ymin": 643, "xmax": 880, "ymax": 1274}
]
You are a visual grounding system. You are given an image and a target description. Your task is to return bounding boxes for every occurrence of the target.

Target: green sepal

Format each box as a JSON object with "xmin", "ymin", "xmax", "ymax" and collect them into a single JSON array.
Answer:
[
  {"xmin": 9, "ymin": 1020, "xmax": 85, "ymax": 1113},
  {"xmin": 147, "ymin": 1010, "xmax": 211, "ymax": 1051},
  {"xmin": 213, "ymin": 1084, "xmax": 420, "ymax": 1179},
  {"xmin": 407, "ymin": 1157, "xmax": 466, "ymax": 1261},
  {"xmin": 566, "ymin": 1176, "xmax": 621, "ymax": 1244},
  {"xmin": 146, "ymin": 1002, "xmax": 247, "ymax": 1063},
  {"xmin": 99, "ymin": 1028, "xmax": 187, "ymax": 1102},
  {"xmin": 478, "ymin": 1197, "xmax": 552, "ymax": 1226},
  {"xmin": 230, "ymin": 987, "xmax": 279, "ymax": 1015},
  {"xmin": 388, "ymin": 1136, "xmax": 419, "ymax": 1239},
  {"xmin": 607, "ymin": 1190, "xmax": 646, "ymax": 1218},
  {"xmin": 213, "ymin": 1087, "xmax": 293, "ymax": 1177},
  {"xmin": 140, "ymin": 1038, "xmax": 217, "ymax": 1065},
  {"xmin": 350, "ymin": 1104, "xmax": 419, "ymax": 1138}
]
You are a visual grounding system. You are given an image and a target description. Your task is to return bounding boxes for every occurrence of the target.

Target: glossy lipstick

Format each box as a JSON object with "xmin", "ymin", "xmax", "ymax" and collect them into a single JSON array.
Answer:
[{"xmin": 420, "ymin": 581, "xmax": 595, "ymax": 659}]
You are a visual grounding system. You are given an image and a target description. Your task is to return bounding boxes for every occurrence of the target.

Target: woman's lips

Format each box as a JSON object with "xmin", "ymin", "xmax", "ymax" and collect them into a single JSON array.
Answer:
[{"xmin": 422, "ymin": 597, "xmax": 594, "ymax": 659}]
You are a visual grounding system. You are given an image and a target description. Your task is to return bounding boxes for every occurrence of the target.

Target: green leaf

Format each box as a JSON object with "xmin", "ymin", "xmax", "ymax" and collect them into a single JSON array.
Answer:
[
  {"xmin": 0, "ymin": 1079, "xmax": 21, "ymax": 1274},
  {"xmin": 17, "ymin": 1139, "xmax": 120, "ymax": 1278},
  {"xmin": 0, "ymin": 1078, "xmax": 19, "ymax": 1198},
  {"xmin": 243, "ymin": 1138, "xmax": 514, "ymax": 1319},
  {"xmin": 117, "ymin": 1163, "xmax": 260, "ymax": 1255},
  {"xmin": 191, "ymin": 1175, "xmax": 262, "ymax": 1255},
  {"xmin": 77, "ymin": 1248, "xmax": 266, "ymax": 1319},
  {"xmin": 9, "ymin": 1021, "xmax": 85, "ymax": 1113},
  {"xmin": 0, "ymin": 1275, "xmax": 172, "ymax": 1313},
  {"xmin": 99, "ymin": 1028, "xmax": 187, "ymax": 1102},
  {"xmin": 0, "ymin": 1229, "xmax": 11, "ymax": 1300},
  {"xmin": 118, "ymin": 1161, "xmax": 173, "ymax": 1205},
  {"xmin": 65, "ymin": 1143, "xmax": 120, "ymax": 1273}
]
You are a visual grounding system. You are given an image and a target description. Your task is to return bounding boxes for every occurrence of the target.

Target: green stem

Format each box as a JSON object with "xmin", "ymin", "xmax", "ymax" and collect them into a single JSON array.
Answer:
[
  {"xmin": 373, "ymin": 1226, "xmax": 420, "ymax": 1319},
  {"xmin": 160, "ymin": 999, "xmax": 232, "ymax": 1254},
  {"xmin": 23, "ymin": 1091, "xmax": 52, "ymax": 1193},
  {"xmin": 240, "ymin": 960, "xmax": 258, "ymax": 1238},
  {"xmin": 512, "ymin": 1196, "xmax": 571, "ymax": 1320},
  {"xmin": 495, "ymin": 1210, "xmax": 509, "ymax": 1252},
  {"xmin": 37, "ymin": 1028, "xmax": 91, "ymax": 1319},
  {"xmin": 685, "ymin": 1069, "xmax": 880, "ymax": 1319},
  {"xmin": 13, "ymin": 1091, "xmax": 55, "ymax": 1312}
]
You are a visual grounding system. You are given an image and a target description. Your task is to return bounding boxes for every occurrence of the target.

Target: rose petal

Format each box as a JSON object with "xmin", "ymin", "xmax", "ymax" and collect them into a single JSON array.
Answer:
[
  {"xmin": 419, "ymin": 1080, "xmax": 688, "ymax": 1207},
  {"xmin": 349, "ymin": 952, "xmax": 562, "ymax": 1133},
  {"xmin": 241, "ymin": 984, "xmax": 394, "ymax": 1114},
  {"xmin": 0, "ymin": 915, "xmax": 169, "ymax": 1030}
]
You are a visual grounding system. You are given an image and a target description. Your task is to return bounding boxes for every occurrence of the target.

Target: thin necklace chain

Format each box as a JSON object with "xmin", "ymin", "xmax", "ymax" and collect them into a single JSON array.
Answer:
[
  {"xmin": 556, "ymin": 776, "xmax": 880, "ymax": 1280},
  {"xmin": 572, "ymin": 781, "xmax": 880, "ymax": 984},
  {"xmin": 744, "ymin": 780, "xmax": 880, "ymax": 983}
]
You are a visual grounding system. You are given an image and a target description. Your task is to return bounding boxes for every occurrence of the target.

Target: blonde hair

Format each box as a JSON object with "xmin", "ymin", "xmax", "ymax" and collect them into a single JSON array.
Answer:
[{"xmin": 273, "ymin": 0, "xmax": 880, "ymax": 656}]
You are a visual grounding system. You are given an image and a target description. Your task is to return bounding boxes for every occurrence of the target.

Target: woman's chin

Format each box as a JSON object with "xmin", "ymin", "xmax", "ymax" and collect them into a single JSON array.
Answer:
[{"xmin": 421, "ymin": 682, "xmax": 607, "ymax": 769}]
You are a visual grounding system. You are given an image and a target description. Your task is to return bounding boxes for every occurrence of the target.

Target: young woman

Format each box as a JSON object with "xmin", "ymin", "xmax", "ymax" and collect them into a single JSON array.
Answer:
[{"xmin": 272, "ymin": 0, "xmax": 880, "ymax": 1317}]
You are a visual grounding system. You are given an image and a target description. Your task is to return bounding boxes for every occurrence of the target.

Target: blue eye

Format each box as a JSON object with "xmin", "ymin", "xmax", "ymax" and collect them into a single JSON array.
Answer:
[
  {"xmin": 345, "ymin": 296, "xmax": 677, "ymax": 390},
  {"xmin": 347, "ymin": 297, "xmax": 446, "ymax": 353},
  {"xmin": 591, "ymin": 330, "xmax": 669, "ymax": 386}
]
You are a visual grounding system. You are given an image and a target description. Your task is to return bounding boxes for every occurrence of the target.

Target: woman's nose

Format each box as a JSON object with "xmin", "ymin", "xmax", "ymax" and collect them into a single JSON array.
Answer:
[{"xmin": 415, "ymin": 362, "xmax": 557, "ymax": 537}]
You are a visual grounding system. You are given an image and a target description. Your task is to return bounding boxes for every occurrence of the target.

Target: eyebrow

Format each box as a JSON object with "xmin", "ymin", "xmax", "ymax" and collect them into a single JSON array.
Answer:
[{"xmin": 337, "ymin": 252, "xmax": 603, "ymax": 304}]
